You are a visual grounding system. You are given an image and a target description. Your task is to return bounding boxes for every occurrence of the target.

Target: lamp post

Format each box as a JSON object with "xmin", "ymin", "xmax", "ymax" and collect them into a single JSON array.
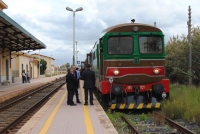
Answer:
[{"xmin": 66, "ymin": 6, "xmax": 83, "ymax": 66}]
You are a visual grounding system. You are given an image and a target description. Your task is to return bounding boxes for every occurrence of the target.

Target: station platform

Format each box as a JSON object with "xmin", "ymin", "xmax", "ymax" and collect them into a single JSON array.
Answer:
[
  {"xmin": 0, "ymin": 74, "xmax": 66, "ymax": 103},
  {"xmin": 17, "ymin": 80, "xmax": 117, "ymax": 134}
]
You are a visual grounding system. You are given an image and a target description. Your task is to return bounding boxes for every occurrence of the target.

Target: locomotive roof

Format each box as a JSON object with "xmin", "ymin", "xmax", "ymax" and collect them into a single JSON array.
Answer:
[{"xmin": 100, "ymin": 23, "xmax": 162, "ymax": 37}]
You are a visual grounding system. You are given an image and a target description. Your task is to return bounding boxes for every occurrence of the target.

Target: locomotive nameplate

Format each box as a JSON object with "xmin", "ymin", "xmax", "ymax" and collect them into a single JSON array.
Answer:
[
  {"xmin": 127, "ymin": 85, "xmax": 132, "ymax": 90},
  {"xmin": 133, "ymin": 57, "xmax": 140, "ymax": 64},
  {"xmin": 140, "ymin": 85, "xmax": 145, "ymax": 90}
]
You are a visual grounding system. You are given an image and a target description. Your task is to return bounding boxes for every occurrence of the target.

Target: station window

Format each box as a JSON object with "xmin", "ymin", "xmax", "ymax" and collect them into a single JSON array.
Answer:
[
  {"xmin": 107, "ymin": 36, "xmax": 133, "ymax": 54},
  {"xmin": 139, "ymin": 36, "xmax": 163, "ymax": 54}
]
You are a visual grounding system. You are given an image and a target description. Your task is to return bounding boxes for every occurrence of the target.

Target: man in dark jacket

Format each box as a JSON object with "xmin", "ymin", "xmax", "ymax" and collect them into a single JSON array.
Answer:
[
  {"xmin": 82, "ymin": 64, "xmax": 95, "ymax": 105},
  {"xmin": 66, "ymin": 68, "xmax": 78, "ymax": 106}
]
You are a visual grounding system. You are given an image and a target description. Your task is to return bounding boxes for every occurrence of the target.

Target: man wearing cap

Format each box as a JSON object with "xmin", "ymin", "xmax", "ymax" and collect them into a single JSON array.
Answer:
[{"xmin": 82, "ymin": 64, "xmax": 95, "ymax": 105}]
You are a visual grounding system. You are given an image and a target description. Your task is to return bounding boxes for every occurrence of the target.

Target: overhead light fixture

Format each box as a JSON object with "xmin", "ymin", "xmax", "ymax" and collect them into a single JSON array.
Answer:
[
  {"xmin": 75, "ymin": 7, "xmax": 83, "ymax": 11},
  {"xmin": 66, "ymin": 7, "xmax": 73, "ymax": 11}
]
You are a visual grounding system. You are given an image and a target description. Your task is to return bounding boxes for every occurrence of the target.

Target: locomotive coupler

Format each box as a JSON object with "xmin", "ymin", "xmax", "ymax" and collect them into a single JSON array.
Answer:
[
  {"xmin": 134, "ymin": 87, "xmax": 140, "ymax": 100},
  {"xmin": 144, "ymin": 89, "xmax": 152, "ymax": 104}
]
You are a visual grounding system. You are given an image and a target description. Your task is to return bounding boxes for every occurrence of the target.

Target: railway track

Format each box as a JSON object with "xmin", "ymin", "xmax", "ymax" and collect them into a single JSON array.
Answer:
[
  {"xmin": 0, "ymin": 77, "xmax": 65, "ymax": 134},
  {"xmin": 121, "ymin": 113, "xmax": 196, "ymax": 134}
]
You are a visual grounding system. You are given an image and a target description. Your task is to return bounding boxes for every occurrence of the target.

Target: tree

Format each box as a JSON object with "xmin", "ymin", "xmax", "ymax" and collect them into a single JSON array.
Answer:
[
  {"xmin": 38, "ymin": 59, "xmax": 47, "ymax": 75},
  {"xmin": 66, "ymin": 63, "xmax": 70, "ymax": 69},
  {"xmin": 165, "ymin": 26, "xmax": 200, "ymax": 85}
]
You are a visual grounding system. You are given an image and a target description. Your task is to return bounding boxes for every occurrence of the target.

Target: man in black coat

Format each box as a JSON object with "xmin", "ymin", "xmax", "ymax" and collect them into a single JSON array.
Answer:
[
  {"xmin": 81, "ymin": 64, "xmax": 95, "ymax": 105},
  {"xmin": 66, "ymin": 68, "xmax": 78, "ymax": 106}
]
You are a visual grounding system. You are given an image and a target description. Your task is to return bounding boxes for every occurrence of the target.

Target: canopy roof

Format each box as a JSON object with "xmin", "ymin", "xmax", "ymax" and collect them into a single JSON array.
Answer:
[{"xmin": 0, "ymin": 10, "xmax": 46, "ymax": 51}]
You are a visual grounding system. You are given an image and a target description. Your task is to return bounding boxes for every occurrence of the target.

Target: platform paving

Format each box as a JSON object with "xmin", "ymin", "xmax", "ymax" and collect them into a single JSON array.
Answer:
[{"xmin": 17, "ymin": 80, "xmax": 117, "ymax": 134}]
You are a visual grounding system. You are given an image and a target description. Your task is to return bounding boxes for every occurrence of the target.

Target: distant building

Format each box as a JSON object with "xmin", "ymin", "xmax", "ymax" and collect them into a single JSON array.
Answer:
[{"xmin": 31, "ymin": 53, "xmax": 55, "ymax": 75}]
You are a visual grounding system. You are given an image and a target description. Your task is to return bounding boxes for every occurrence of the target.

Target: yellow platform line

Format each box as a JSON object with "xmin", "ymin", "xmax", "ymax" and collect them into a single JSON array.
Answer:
[
  {"xmin": 39, "ymin": 90, "xmax": 67, "ymax": 134},
  {"xmin": 80, "ymin": 80, "xmax": 94, "ymax": 134}
]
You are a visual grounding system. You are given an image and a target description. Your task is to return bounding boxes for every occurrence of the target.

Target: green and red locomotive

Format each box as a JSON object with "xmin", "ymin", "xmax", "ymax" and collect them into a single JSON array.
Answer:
[{"xmin": 84, "ymin": 20, "xmax": 170, "ymax": 109}]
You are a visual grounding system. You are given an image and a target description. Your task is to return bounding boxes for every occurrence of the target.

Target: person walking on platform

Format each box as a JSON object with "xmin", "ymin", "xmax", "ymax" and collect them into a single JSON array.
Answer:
[
  {"xmin": 66, "ymin": 68, "xmax": 78, "ymax": 106},
  {"xmin": 21, "ymin": 70, "xmax": 27, "ymax": 83},
  {"xmin": 72, "ymin": 66, "xmax": 81, "ymax": 103},
  {"xmin": 81, "ymin": 64, "xmax": 95, "ymax": 105},
  {"xmin": 26, "ymin": 71, "xmax": 30, "ymax": 83}
]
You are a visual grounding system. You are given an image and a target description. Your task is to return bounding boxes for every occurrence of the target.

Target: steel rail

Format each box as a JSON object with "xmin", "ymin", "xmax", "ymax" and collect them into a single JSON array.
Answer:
[
  {"xmin": 165, "ymin": 117, "xmax": 195, "ymax": 134},
  {"xmin": 121, "ymin": 115, "xmax": 141, "ymax": 134},
  {"xmin": 0, "ymin": 83, "xmax": 53, "ymax": 111},
  {"xmin": 0, "ymin": 79, "xmax": 65, "ymax": 134},
  {"xmin": 155, "ymin": 112, "xmax": 195, "ymax": 134}
]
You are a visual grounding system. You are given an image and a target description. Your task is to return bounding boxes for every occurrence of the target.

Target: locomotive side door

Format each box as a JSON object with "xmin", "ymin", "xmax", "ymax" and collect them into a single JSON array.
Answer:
[{"xmin": 99, "ymin": 38, "xmax": 104, "ymax": 81}]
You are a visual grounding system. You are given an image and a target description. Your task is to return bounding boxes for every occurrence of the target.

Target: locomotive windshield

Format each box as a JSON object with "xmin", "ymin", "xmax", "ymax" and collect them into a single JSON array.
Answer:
[
  {"xmin": 139, "ymin": 36, "xmax": 163, "ymax": 54},
  {"xmin": 107, "ymin": 36, "xmax": 133, "ymax": 54}
]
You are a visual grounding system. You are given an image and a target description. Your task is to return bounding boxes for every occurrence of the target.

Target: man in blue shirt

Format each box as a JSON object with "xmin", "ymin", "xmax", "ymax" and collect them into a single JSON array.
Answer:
[
  {"xmin": 76, "ymin": 68, "xmax": 81, "ymax": 79},
  {"xmin": 72, "ymin": 66, "xmax": 81, "ymax": 103}
]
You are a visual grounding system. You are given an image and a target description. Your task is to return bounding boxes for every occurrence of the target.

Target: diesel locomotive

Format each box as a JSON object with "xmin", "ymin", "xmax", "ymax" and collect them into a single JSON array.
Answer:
[{"xmin": 83, "ymin": 20, "xmax": 170, "ymax": 109}]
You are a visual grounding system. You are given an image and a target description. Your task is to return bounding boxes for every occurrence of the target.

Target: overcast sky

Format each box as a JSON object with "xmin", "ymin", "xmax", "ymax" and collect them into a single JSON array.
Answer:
[{"xmin": 3, "ymin": 0, "xmax": 200, "ymax": 66}]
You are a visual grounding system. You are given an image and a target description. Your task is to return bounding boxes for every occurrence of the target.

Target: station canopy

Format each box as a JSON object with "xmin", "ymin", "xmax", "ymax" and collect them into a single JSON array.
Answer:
[{"xmin": 0, "ymin": 10, "xmax": 46, "ymax": 51}]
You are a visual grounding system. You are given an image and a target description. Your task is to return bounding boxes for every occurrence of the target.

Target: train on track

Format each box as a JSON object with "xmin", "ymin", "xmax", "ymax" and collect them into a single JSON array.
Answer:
[{"xmin": 82, "ymin": 19, "xmax": 170, "ymax": 109}]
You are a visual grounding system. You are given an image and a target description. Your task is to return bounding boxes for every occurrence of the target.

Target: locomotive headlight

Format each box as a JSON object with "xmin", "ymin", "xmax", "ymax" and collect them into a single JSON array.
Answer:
[
  {"xmin": 113, "ymin": 70, "xmax": 119, "ymax": 75},
  {"xmin": 153, "ymin": 68, "xmax": 160, "ymax": 74}
]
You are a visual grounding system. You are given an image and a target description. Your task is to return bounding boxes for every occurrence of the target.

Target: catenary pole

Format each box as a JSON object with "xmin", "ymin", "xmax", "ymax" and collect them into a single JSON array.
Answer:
[{"xmin": 188, "ymin": 6, "xmax": 192, "ymax": 85}]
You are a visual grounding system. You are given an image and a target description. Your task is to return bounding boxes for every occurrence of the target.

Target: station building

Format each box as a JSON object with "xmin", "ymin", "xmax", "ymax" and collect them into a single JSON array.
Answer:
[
  {"xmin": 0, "ymin": 1, "xmax": 46, "ymax": 85},
  {"xmin": 11, "ymin": 52, "xmax": 41, "ymax": 82}
]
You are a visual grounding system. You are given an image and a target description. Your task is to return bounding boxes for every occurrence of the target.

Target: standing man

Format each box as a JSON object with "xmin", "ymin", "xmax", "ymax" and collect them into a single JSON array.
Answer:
[
  {"xmin": 82, "ymin": 64, "xmax": 95, "ymax": 105},
  {"xmin": 72, "ymin": 66, "xmax": 81, "ymax": 103},
  {"xmin": 21, "ymin": 70, "xmax": 26, "ymax": 83},
  {"xmin": 66, "ymin": 68, "xmax": 78, "ymax": 106},
  {"xmin": 26, "ymin": 71, "xmax": 30, "ymax": 83}
]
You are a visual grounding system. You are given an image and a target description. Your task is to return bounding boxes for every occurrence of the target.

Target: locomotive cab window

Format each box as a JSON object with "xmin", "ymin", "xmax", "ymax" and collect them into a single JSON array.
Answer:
[
  {"xmin": 107, "ymin": 36, "xmax": 133, "ymax": 54},
  {"xmin": 139, "ymin": 36, "xmax": 163, "ymax": 54},
  {"xmin": 93, "ymin": 51, "xmax": 95, "ymax": 60}
]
